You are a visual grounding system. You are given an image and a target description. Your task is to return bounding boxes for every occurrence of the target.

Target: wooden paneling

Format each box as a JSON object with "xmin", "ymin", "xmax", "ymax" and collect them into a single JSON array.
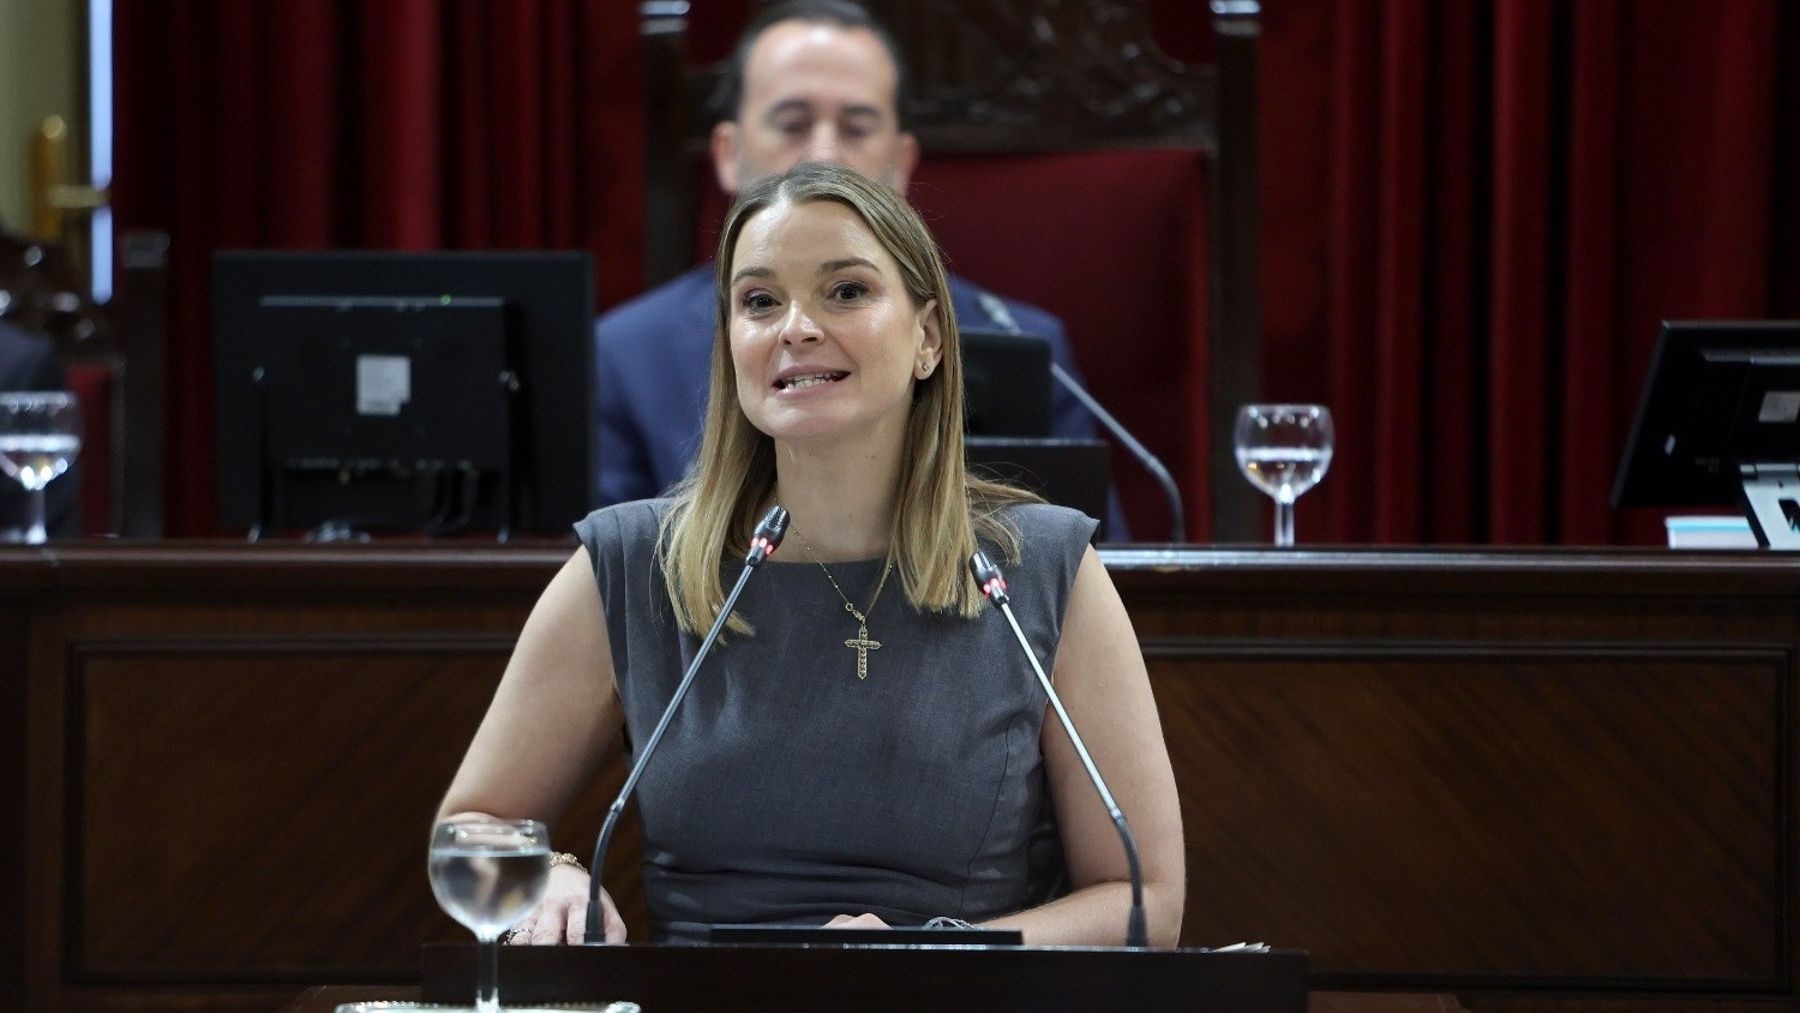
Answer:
[
  {"xmin": 6, "ymin": 543, "xmax": 1799, "ymax": 1012},
  {"xmin": 70, "ymin": 640, "xmax": 507, "ymax": 979},
  {"xmin": 0, "ymin": 587, "xmax": 28, "ymax": 1002},
  {"xmin": 62, "ymin": 636, "xmax": 642, "ymax": 985},
  {"xmin": 1158, "ymin": 645, "xmax": 1783, "ymax": 984}
]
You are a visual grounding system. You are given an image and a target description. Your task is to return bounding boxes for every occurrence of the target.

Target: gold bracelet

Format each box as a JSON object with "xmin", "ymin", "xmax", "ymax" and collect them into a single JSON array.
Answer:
[{"xmin": 549, "ymin": 851, "xmax": 587, "ymax": 872}]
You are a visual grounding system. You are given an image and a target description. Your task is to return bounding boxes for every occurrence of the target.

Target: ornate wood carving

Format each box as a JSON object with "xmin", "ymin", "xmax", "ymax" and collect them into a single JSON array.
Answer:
[
  {"xmin": 680, "ymin": 0, "xmax": 1216, "ymax": 153},
  {"xmin": 883, "ymin": 0, "xmax": 1215, "ymax": 151},
  {"xmin": 645, "ymin": 0, "xmax": 1242, "ymax": 283}
]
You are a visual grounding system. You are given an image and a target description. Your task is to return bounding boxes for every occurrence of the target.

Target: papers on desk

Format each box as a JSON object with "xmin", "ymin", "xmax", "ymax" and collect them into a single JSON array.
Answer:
[{"xmin": 1664, "ymin": 515, "xmax": 1758, "ymax": 548}]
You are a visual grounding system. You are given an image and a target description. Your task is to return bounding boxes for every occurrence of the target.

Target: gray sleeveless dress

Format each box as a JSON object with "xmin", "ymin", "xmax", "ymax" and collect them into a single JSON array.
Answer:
[{"xmin": 575, "ymin": 499, "xmax": 1098, "ymax": 941}]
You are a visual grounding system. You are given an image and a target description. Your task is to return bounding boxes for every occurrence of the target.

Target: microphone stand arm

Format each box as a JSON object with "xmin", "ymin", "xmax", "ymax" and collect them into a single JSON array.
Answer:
[
  {"xmin": 1050, "ymin": 363, "xmax": 1186, "ymax": 543},
  {"xmin": 995, "ymin": 599, "xmax": 1149, "ymax": 949}
]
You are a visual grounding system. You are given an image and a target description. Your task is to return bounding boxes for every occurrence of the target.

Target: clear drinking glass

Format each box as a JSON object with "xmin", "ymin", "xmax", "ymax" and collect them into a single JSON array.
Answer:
[
  {"xmin": 1234, "ymin": 404, "xmax": 1334, "ymax": 547},
  {"xmin": 428, "ymin": 818, "xmax": 551, "ymax": 1013},
  {"xmin": 0, "ymin": 392, "xmax": 82, "ymax": 545}
]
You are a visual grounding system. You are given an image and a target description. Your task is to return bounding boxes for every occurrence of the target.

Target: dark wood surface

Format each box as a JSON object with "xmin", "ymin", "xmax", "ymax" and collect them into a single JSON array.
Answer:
[
  {"xmin": 5, "ymin": 542, "xmax": 1797, "ymax": 1011},
  {"xmin": 1207, "ymin": 0, "xmax": 1265, "ymax": 541},
  {"xmin": 276, "ymin": 984, "xmax": 1469, "ymax": 1013},
  {"xmin": 419, "ymin": 942, "xmax": 1308, "ymax": 1012}
]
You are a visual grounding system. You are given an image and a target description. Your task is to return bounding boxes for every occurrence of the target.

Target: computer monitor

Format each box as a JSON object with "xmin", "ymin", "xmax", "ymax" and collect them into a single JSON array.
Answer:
[
  {"xmin": 967, "ymin": 437, "xmax": 1112, "ymax": 542},
  {"xmin": 961, "ymin": 327, "xmax": 1051, "ymax": 437},
  {"xmin": 213, "ymin": 251, "xmax": 593, "ymax": 538},
  {"xmin": 1612, "ymin": 320, "xmax": 1800, "ymax": 547}
]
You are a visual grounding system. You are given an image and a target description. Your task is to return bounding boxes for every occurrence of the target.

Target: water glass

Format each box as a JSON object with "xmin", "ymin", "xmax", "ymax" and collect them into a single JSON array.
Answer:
[
  {"xmin": 1234, "ymin": 404, "xmax": 1334, "ymax": 547},
  {"xmin": 428, "ymin": 818, "xmax": 551, "ymax": 1013},
  {"xmin": 0, "ymin": 391, "xmax": 82, "ymax": 544}
]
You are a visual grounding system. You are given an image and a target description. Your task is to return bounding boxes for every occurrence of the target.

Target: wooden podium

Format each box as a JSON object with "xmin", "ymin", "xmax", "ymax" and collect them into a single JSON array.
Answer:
[{"xmin": 419, "ymin": 942, "xmax": 1310, "ymax": 1012}]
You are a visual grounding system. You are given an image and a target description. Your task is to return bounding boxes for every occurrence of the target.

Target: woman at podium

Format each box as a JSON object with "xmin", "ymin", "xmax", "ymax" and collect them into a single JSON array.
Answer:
[{"xmin": 437, "ymin": 163, "xmax": 1184, "ymax": 947}]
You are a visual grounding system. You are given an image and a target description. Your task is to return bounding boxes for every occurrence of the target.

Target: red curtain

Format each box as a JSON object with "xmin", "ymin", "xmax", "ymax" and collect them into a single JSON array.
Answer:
[
  {"xmin": 112, "ymin": 0, "xmax": 643, "ymax": 536},
  {"xmin": 1257, "ymin": 0, "xmax": 1800, "ymax": 545},
  {"xmin": 113, "ymin": 0, "xmax": 1800, "ymax": 544}
]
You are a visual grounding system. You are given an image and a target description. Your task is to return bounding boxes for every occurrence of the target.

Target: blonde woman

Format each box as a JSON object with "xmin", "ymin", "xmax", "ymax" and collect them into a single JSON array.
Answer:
[{"xmin": 437, "ymin": 162, "xmax": 1183, "ymax": 946}]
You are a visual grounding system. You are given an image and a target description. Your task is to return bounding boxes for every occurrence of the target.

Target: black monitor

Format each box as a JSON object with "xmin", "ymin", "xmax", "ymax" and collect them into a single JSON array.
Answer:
[
  {"xmin": 967, "ymin": 437, "xmax": 1112, "ymax": 541},
  {"xmin": 213, "ymin": 251, "xmax": 593, "ymax": 538},
  {"xmin": 961, "ymin": 327, "xmax": 1051, "ymax": 437},
  {"xmin": 960, "ymin": 328, "xmax": 1119, "ymax": 537},
  {"xmin": 1612, "ymin": 320, "xmax": 1800, "ymax": 547}
]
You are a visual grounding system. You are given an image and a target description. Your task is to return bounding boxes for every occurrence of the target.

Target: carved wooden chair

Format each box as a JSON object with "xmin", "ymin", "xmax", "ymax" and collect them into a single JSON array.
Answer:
[{"xmin": 640, "ymin": 0, "xmax": 1262, "ymax": 540}]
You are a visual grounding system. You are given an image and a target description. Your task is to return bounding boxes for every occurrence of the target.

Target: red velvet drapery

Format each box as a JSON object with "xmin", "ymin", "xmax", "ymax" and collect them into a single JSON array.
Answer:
[
  {"xmin": 112, "ymin": 0, "xmax": 643, "ymax": 536},
  {"xmin": 113, "ymin": 0, "xmax": 1800, "ymax": 544},
  {"xmin": 1254, "ymin": 0, "xmax": 1800, "ymax": 545}
]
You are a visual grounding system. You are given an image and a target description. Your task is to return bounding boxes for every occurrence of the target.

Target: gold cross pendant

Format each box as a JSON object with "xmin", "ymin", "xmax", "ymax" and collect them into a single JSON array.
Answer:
[{"xmin": 843, "ymin": 622, "xmax": 882, "ymax": 680}]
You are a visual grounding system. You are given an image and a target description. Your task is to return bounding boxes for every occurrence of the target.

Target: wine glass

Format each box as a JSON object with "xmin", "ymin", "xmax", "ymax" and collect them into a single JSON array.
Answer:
[
  {"xmin": 0, "ymin": 392, "xmax": 82, "ymax": 545},
  {"xmin": 1234, "ymin": 404, "xmax": 1334, "ymax": 547},
  {"xmin": 428, "ymin": 818, "xmax": 551, "ymax": 1013}
]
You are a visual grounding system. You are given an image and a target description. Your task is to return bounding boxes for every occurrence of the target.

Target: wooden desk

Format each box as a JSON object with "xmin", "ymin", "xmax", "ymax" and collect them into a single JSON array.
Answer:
[
  {"xmin": 418, "ymin": 942, "xmax": 1309, "ymax": 1011},
  {"xmin": 5, "ymin": 543, "xmax": 1795, "ymax": 1011},
  {"xmin": 277, "ymin": 985, "xmax": 1469, "ymax": 1012}
]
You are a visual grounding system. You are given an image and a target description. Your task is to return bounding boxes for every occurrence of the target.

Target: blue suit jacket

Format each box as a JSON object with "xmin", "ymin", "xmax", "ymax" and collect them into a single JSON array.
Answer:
[
  {"xmin": 594, "ymin": 264, "xmax": 1105, "ymax": 509},
  {"xmin": 0, "ymin": 322, "xmax": 80, "ymax": 537}
]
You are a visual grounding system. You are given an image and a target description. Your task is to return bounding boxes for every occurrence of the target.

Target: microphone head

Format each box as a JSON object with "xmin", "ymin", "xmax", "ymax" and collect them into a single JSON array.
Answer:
[
  {"xmin": 968, "ymin": 551, "xmax": 1010, "ymax": 606},
  {"xmin": 746, "ymin": 505, "xmax": 790, "ymax": 566}
]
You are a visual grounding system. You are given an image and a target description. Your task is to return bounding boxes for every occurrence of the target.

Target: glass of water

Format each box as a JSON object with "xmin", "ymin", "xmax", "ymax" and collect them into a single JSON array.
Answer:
[
  {"xmin": 1234, "ymin": 404, "xmax": 1334, "ymax": 547},
  {"xmin": 428, "ymin": 818, "xmax": 551, "ymax": 1013},
  {"xmin": 0, "ymin": 391, "xmax": 82, "ymax": 545}
]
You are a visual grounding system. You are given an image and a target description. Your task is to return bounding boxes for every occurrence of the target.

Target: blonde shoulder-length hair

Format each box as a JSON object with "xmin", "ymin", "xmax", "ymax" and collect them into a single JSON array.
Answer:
[{"xmin": 658, "ymin": 162, "xmax": 1036, "ymax": 635}]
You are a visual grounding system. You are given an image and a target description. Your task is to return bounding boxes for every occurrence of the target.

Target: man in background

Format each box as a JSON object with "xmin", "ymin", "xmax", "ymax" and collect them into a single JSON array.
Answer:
[{"xmin": 594, "ymin": 0, "xmax": 1109, "ymax": 515}]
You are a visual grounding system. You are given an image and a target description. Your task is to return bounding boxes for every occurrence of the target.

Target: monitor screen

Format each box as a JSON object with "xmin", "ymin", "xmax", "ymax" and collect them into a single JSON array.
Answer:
[
  {"xmin": 961, "ymin": 327, "xmax": 1051, "ymax": 437},
  {"xmin": 213, "ymin": 251, "xmax": 594, "ymax": 536},
  {"xmin": 1612, "ymin": 320, "xmax": 1800, "ymax": 509},
  {"xmin": 967, "ymin": 436, "xmax": 1111, "ymax": 541}
]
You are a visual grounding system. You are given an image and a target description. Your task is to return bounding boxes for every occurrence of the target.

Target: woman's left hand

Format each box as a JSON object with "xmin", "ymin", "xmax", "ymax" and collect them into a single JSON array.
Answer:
[{"xmin": 823, "ymin": 912, "xmax": 891, "ymax": 930}]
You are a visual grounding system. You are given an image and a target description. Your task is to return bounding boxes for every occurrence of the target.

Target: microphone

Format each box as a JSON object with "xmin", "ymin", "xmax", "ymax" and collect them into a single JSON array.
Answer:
[
  {"xmin": 970, "ymin": 550, "xmax": 1149, "ymax": 948},
  {"xmin": 974, "ymin": 290, "xmax": 1185, "ymax": 542},
  {"xmin": 583, "ymin": 504, "xmax": 789, "ymax": 943}
]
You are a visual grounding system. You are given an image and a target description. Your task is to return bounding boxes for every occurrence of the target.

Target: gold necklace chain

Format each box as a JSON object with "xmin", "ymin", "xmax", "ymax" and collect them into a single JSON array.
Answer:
[{"xmin": 792, "ymin": 528, "xmax": 893, "ymax": 681}]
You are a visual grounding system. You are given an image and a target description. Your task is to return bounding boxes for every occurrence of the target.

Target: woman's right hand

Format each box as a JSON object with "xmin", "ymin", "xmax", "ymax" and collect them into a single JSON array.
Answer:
[{"xmin": 508, "ymin": 865, "xmax": 626, "ymax": 944}]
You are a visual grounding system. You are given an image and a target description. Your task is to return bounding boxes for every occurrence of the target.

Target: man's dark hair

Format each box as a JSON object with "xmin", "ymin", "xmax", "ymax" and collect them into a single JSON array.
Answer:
[{"xmin": 709, "ymin": 0, "xmax": 913, "ymax": 130}]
